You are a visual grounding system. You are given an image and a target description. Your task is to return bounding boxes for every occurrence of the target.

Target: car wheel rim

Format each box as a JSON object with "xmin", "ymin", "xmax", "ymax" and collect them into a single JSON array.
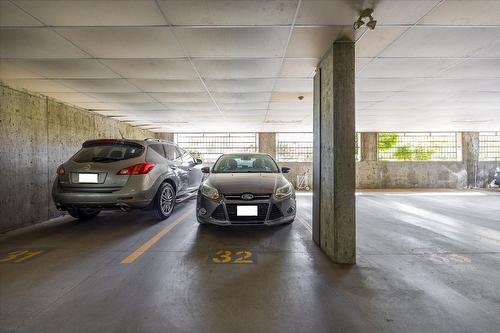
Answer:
[{"xmin": 160, "ymin": 187, "xmax": 174, "ymax": 215}]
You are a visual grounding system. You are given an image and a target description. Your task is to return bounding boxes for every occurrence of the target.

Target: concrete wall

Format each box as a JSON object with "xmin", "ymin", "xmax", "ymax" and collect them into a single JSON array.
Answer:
[
  {"xmin": 283, "ymin": 160, "xmax": 474, "ymax": 189},
  {"xmin": 476, "ymin": 161, "xmax": 499, "ymax": 188},
  {"xmin": 354, "ymin": 130, "xmax": 498, "ymax": 189},
  {"xmin": 258, "ymin": 132, "xmax": 276, "ymax": 159},
  {"xmin": 0, "ymin": 84, "xmax": 155, "ymax": 231},
  {"xmin": 356, "ymin": 161, "xmax": 467, "ymax": 189},
  {"xmin": 259, "ymin": 128, "xmax": 498, "ymax": 190},
  {"xmin": 280, "ymin": 161, "xmax": 498, "ymax": 189}
]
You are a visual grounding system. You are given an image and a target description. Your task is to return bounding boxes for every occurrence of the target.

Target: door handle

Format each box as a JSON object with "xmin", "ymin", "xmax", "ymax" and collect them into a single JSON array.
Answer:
[{"xmin": 171, "ymin": 165, "xmax": 177, "ymax": 169}]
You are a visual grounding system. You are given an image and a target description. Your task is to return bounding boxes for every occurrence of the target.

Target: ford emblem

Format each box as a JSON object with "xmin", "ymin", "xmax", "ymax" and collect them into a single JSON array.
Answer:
[{"xmin": 241, "ymin": 193, "xmax": 254, "ymax": 200}]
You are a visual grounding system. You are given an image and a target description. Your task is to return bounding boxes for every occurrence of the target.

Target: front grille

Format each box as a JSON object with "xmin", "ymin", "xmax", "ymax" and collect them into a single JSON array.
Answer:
[
  {"xmin": 269, "ymin": 204, "xmax": 284, "ymax": 220},
  {"xmin": 225, "ymin": 203, "xmax": 269, "ymax": 221},
  {"xmin": 211, "ymin": 205, "xmax": 226, "ymax": 220},
  {"xmin": 223, "ymin": 193, "xmax": 272, "ymax": 200},
  {"xmin": 230, "ymin": 220, "xmax": 265, "ymax": 225}
]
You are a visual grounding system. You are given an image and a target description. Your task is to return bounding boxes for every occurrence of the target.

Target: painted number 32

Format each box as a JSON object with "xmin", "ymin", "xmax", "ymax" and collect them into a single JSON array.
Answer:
[{"xmin": 212, "ymin": 250, "xmax": 254, "ymax": 264}]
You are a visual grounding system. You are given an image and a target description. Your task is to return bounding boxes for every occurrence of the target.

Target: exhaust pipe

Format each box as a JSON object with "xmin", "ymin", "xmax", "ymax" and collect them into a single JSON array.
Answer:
[{"xmin": 118, "ymin": 205, "xmax": 131, "ymax": 212}]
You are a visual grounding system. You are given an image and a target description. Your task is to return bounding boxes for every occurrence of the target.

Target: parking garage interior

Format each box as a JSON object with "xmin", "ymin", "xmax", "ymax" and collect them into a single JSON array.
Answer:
[{"xmin": 1, "ymin": 1, "xmax": 500, "ymax": 332}]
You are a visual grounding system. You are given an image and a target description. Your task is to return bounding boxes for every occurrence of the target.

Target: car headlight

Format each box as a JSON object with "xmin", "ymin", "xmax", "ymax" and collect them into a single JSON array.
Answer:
[
  {"xmin": 201, "ymin": 183, "xmax": 220, "ymax": 200},
  {"xmin": 275, "ymin": 182, "xmax": 293, "ymax": 200}
]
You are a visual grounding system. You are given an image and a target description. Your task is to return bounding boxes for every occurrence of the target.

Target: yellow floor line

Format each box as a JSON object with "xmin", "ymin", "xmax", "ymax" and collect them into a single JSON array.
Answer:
[{"xmin": 121, "ymin": 208, "xmax": 193, "ymax": 264}]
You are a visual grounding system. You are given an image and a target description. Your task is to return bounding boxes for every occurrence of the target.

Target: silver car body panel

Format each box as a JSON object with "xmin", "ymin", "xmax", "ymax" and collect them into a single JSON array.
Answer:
[{"xmin": 52, "ymin": 139, "xmax": 202, "ymax": 210}]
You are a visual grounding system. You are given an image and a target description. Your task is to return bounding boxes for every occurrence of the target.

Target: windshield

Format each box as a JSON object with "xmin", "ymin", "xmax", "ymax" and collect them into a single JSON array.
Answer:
[
  {"xmin": 212, "ymin": 154, "xmax": 279, "ymax": 173},
  {"xmin": 72, "ymin": 144, "xmax": 144, "ymax": 163}
]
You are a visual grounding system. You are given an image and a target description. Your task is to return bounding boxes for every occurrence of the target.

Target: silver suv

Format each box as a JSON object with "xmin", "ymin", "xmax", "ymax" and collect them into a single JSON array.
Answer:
[{"xmin": 52, "ymin": 138, "xmax": 203, "ymax": 220}]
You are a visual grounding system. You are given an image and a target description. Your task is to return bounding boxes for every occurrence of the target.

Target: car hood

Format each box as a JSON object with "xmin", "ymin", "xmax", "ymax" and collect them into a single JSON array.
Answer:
[{"xmin": 206, "ymin": 173, "xmax": 287, "ymax": 194}]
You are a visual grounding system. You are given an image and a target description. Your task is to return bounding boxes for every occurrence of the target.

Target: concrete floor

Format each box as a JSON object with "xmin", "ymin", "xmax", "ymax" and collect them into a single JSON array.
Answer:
[{"xmin": 1, "ymin": 192, "xmax": 500, "ymax": 333}]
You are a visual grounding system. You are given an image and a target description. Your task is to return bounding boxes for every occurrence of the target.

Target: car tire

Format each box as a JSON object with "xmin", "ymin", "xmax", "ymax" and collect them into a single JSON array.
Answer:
[
  {"xmin": 152, "ymin": 182, "xmax": 176, "ymax": 220},
  {"xmin": 67, "ymin": 208, "xmax": 101, "ymax": 220}
]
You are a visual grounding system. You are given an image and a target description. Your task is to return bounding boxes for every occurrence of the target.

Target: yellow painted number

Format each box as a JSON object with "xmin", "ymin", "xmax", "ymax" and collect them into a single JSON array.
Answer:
[
  {"xmin": 0, "ymin": 250, "xmax": 43, "ymax": 263},
  {"xmin": 212, "ymin": 250, "xmax": 232, "ymax": 263},
  {"xmin": 234, "ymin": 251, "xmax": 253, "ymax": 264},
  {"xmin": 211, "ymin": 250, "xmax": 254, "ymax": 264}
]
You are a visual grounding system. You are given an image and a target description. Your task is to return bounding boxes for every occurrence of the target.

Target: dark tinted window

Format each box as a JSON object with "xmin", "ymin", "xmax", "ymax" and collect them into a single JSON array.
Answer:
[
  {"xmin": 149, "ymin": 144, "xmax": 166, "ymax": 158},
  {"xmin": 73, "ymin": 144, "xmax": 144, "ymax": 163},
  {"xmin": 164, "ymin": 144, "xmax": 181, "ymax": 161},
  {"xmin": 213, "ymin": 154, "xmax": 279, "ymax": 173}
]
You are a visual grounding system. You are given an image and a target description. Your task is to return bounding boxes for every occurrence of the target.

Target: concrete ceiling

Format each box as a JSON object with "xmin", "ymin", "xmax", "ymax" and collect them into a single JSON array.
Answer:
[{"xmin": 0, "ymin": 0, "xmax": 499, "ymax": 132}]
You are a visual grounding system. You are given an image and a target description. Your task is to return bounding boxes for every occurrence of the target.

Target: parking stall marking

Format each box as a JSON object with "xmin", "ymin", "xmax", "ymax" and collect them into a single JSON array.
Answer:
[
  {"xmin": 209, "ymin": 249, "xmax": 257, "ymax": 264},
  {"xmin": 0, "ymin": 249, "xmax": 45, "ymax": 263},
  {"xmin": 296, "ymin": 215, "xmax": 312, "ymax": 233},
  {"xmin": 121, "ymin": 208, "xmax": 193, "ymax": 264},
  {"xmin": 429, "ymin": 253, "xmax": 472, "ymax": 264}
]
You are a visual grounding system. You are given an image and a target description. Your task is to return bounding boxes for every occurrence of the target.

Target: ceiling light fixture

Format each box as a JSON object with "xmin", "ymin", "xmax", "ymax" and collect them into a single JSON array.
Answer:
[
  {"xmin": 264, "ymin": 120, "xmax": 301, "ymax": 124},
  {"xmin": 354, "ymin": 8, "xmax": 377, "ymax": 30},
  {"xmin": 451, "ymin": 120, "xmax": 492, "ymax": 123}
]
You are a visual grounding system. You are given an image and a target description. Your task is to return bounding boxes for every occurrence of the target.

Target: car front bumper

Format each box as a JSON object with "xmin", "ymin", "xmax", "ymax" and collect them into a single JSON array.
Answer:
[{"xmin": 196, "ymin": 193, "xmax": 296, "ymax": 226}]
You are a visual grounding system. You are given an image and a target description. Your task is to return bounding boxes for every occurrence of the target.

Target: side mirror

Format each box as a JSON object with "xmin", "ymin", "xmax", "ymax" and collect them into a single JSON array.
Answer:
[
  {"xmin": 196, "ymin": 158, "xmax": 203, "ymax": 165},
  {"xmin": 201, "ymin": 166, "xmax": 210, "ymax": 173},
  {"xmin": 281, "ymin": 167, "xmax": 290, "ymax": 173}
]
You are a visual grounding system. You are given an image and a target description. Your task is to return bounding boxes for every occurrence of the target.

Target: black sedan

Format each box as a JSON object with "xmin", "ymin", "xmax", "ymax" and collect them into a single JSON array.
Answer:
[{"xmin": 196, "ymin": 153, "xmax": 296, "ymax": 226}]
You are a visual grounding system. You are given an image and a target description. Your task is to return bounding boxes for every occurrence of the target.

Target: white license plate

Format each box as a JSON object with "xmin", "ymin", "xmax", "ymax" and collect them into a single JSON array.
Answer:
[
  {"xmin": 78, "ymin": 173, "xmax": 99, "ymax": 183},
  {"xmin": 237, "ymin": 205, "xmax": 258, "ymax": 216}
]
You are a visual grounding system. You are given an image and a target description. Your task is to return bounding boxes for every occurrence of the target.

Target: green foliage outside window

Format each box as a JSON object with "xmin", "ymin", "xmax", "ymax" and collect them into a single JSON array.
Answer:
[
  {"xmin": 378, "ymin": 133, "xmax": 399, "ymax": 152},
  {"xmin": 378, "ymin": 133, "xmax": 447, "ymax": 161}
]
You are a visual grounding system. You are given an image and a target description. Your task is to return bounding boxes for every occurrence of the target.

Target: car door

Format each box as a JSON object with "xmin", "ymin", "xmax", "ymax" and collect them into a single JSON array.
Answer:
[
  {"xmin": 180, "ymin": 148, "xmax": 203, "ymax": 191},
  {"xmin": 163, "ymin": 144, "xmax": 188, "ymax": 195}
]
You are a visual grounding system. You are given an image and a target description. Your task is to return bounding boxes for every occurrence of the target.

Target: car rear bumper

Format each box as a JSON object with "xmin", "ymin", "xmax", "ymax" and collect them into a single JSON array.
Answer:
[
  {"xmin": 52, "ymin": 180, "xmax": 157, "ymax": 210},
  {"xmin": 196, "ymin": 193, "xmax": 296, "ymax": 226}
]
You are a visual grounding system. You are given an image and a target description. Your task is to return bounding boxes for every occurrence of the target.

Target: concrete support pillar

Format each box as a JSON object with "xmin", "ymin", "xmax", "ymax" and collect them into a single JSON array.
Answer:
[
  {"xmin": 258, "ymin": 132, "xmax": 276, "ymax": 158},
  {"xmin": 462, "ymin": 132, "xmax": 480, "ymax": 188},
  {"xmin": 360, "ymin": 132, "xmax": 378, "ymax": 161},
  {"xmin": 313, "ymin": 41, "xmax": 356, "ymax": 264},
  {"xmin": 155, "ymin": 132, "xmax": 174, "ymax": 142}
]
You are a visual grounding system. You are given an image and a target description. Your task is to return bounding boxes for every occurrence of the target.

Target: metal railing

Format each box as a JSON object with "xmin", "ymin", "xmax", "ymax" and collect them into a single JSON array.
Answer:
[
  {"xmin": 174, "ymin": 133, "xmax": 258, "ymax": 162},
  {"xmin": 378, "ymin": 132, "xmax": 459, "ymax": 161},
  {"xmin": 276, "ymin": 133, "xmax": 313, "ymax": 162},
  {"xmin": 479, "ymin": 132, "xmax": 500, "ymax": 161}
]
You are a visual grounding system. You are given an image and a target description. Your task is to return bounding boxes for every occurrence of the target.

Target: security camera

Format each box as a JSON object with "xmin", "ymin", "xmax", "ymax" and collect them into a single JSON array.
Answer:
[
  {"xmin": 354, "ymin": 8, "xmax": 377, "ymax": 30},
  {"xmin": 353, "ymin": 19, "xmax": 364, "ymax": 30},
  {"xmin": 366, "ymin": 19, "xmax": 377, "ymax": 30}
]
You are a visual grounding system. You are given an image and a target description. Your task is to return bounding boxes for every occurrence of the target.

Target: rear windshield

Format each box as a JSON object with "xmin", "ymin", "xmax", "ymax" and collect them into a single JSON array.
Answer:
[
  {"xmin": 213, "ymin": 154, "xmax": 279, "ymax": 173},
  {"xmin": 72, "ymin": 143, "xmax": 144, "ymax": 163}
]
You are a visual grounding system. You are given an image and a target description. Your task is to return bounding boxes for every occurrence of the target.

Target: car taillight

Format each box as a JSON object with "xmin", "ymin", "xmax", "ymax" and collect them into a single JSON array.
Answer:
[
  {"xmin": 56, "ymin": 164, "xmax": 65, "ymax": 175},
  {"xmin": 117, "ymin": 162, "xmax": 155, "ymax": 175}
]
